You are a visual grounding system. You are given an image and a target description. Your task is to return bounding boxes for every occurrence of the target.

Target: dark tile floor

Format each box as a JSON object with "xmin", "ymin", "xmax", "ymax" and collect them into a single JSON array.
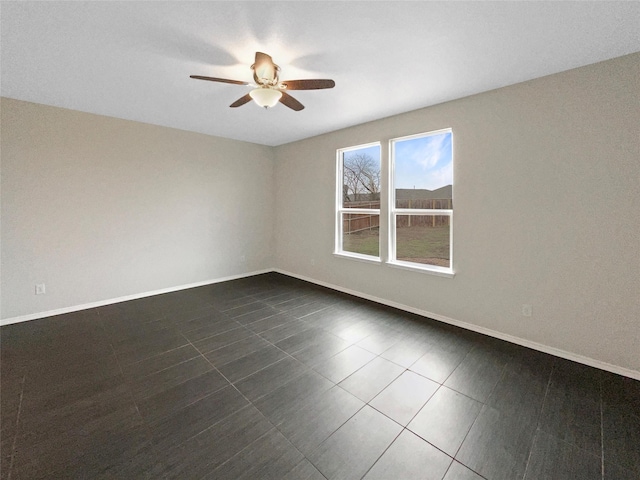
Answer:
[{"xmin": 1, "ymin": 272, "xmax": 639, "ymax": 479}]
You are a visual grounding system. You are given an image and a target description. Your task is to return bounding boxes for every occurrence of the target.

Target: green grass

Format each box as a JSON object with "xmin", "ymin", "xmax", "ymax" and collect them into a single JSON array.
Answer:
[
  {"xmin": 342, "ymin": 225, "xmax": 449, "ymax": 267},
  {"xmin": 396, "ymin": 225, "xmax": 450, "ymax": 266},
  {"xmin": 342, "ymin": 229, "xmax": 380, "ymax": 257}
]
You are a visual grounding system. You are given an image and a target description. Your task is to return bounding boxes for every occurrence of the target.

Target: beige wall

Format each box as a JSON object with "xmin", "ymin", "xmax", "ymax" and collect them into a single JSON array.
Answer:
[
  {"xmin": 1, "ymin": 98, "xmax": 275, "ymax": 319},
  {"xmin": 273, "ymin": 53, "xmax": 640, "ymax": 374}
]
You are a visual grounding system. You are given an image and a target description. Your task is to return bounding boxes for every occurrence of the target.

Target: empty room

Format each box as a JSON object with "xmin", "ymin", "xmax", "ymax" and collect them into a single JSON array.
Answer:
[{"xmin": 1, "ymin": 2, "xmax": 639, "ymax": 479}]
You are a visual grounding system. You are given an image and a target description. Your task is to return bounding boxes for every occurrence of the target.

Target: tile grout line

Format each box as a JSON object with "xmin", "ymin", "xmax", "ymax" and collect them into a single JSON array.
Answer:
[
  {"xmin": 100, "ymin": 309, "xmax": 170, "ymax": 468},
  {"xmin": 295, "ymin": 401, "xmax": 368, "ymax": 479},
  {"xmin": 436, "ymin": 340, "xmax": 476, "ymax": 388},
  {"xmin": 202, "ymin": 321, "xmax": 313, "ymax": 386},
  {"xmin": 186, "ymin": 321, "xmax": 249, "ymax": 347},
  {"xmin": 440, "ymin": 460, "xmax": 456, "ymax": 480},
  {"xmin": 363, "ymin": 380, "xmax": 470, "ymax": 476},
  {"xmin": 6, "ymin": 374, "xmax": 26, "ymax": 480},
  {"xmin": 180, "ymin": 332, "xmax": 255, "ymax": 408},
  {"xmin": 179, "ymin": 331, "xmax": 322, "ymax": 478},
  {"xmin": 316, "ymin": 346, "xmax": 445, "ymax": 480},
  {"xmin": 107, "ymin": 300, "xmax": 251, "ymax": 476},
  {"xmin": 106, "ymin": 337, "xmax": 149, "ymax": 429},
  {"xmin": 358, "ymin": 426, "xmax": 406, "ymax": 480},
  {"xmin": 244, "ymin": 305, "xmax": 379, "ymax": 477},
  {"xmin": 181, "ymin": 327, "xmax": 316, "ymax": 448},
  {"xmin": 312, "ymin": 330, "xmax": 466, "ymax": 479},
  {"xmin": 127, "ymin": 353, "xmax": 204, "ymax": 387},
  {"xmin": 193, "ymin": 300, "xmax": 348, "ymax": 395},
  {"xmin": 446, "ymin": 360, "xmax": 511, "ymax": 480},
  {"xmin": 521, "ymin": 359, "xmax": 556, "ymax": 480},
  {"xmin": 151, "ymin": 333, "xmax": 272, "ymax": 464},
  {"xmin": 204, "ymin": 427, "xmax": 283, "ymax": 477}
]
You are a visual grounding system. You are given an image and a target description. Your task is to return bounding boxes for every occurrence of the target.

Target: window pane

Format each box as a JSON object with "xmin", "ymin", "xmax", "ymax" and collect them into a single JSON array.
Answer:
[
  {"xmin": 342, "ymin": 213, "xmax": 379, "ymax": 257},
  {"xmin": 393, "ymin": 132, "xmax": 452, "ymax": 209},
  {"xmin": 395, "ymin": 215, "xmax": 450, "ymax": 267},
  {"xmin": 342, "ymin": 145, "xmax": 381, "ymax": 208}
]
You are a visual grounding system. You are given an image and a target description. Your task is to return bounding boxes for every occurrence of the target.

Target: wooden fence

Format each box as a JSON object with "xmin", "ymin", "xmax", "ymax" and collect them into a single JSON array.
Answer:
[
  {"xmin": 342, "ymin": 201, "xmax": 380, "ymax": 234},
  {"xmin": 343, "ymin": 212, "xmax": 380, "ymax": 234},
  {"xmin": 398, "ymin": 199, "xmax": 452, "ymax": 209},
  {"xmin": 395, "ymin": 214, "xmax": 450, "ymax": 228},
  {"xmin": 343, "ymin": 198, "xmax": 451, "ymax": 234}
]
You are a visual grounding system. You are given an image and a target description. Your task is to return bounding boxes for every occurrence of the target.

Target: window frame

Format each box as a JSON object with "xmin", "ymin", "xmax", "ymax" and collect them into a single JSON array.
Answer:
[
  {"xmin": 334, "ymin": 142, "xmax": 382, "ymax": 263},
  {"xmin": 388, "ymin": 129, "xmax": 454, "ymax": 276}
]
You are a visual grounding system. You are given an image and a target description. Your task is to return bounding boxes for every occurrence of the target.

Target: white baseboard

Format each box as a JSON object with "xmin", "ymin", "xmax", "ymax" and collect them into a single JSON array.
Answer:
[
  {"xmin": 0, "ymin": 269, "xmax": 272, "ymax": 326},
  {"xmin": 274, "ymin": 268, "xmax": 640, "ymax": 381}
]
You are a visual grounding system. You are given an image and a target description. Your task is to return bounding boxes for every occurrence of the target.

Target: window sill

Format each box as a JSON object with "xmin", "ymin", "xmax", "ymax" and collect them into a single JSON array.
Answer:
[
  {"xmin": 333, "ymin": 252, "xmax": 382, "ymax": 265},
  {"xmin": 387, "ymin": 260, "xmax": 455, "ymax": 278}
]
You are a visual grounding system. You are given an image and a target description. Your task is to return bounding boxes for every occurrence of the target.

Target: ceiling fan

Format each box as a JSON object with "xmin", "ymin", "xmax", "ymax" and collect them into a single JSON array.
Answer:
[{"xmin": 190, "ymin": 51, "xmax": 335, "ymax": 111}]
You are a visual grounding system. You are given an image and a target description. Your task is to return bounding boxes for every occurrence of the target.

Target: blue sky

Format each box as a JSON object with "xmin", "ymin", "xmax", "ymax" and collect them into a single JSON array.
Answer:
[{"xmin": 394, "ymin": 132, "xmax": 452, "ymax": 191}]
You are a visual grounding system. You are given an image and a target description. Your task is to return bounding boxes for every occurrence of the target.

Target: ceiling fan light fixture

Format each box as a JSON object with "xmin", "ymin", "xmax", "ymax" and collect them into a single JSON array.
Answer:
[
  {"xmin": 249, "ymin": 88, "xmax": 282, "ymax": 108},
  {"xmin": 191, "ymin": 51, "xmax": 334, "ymax": 111}
]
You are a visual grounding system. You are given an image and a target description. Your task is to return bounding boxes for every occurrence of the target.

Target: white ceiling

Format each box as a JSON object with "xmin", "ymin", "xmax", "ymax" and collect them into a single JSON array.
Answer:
[{"xmin": 2, "ymin": 1, "xmax": 639, "ymax": 147}]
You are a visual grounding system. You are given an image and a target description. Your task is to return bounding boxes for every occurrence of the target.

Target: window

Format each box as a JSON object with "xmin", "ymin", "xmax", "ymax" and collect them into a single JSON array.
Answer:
[
  {"xmin": 335, "ymin": 130, "xmax": 453, "ymax": 276},
  {"xmin": 335, "ymin": 143, "xmax": 381, "ymax": 260},
  {"xmin": 390, "ymin": 129, "xmax": 453, "ymax": 274}
]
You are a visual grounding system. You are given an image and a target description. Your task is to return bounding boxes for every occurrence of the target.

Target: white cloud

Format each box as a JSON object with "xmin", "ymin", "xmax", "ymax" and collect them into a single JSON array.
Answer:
[
  {"xmin": 413, "ymin": 133, "xmax": 449, "ymax": 170},
  {"xmin": 422, "ymin": 161, "xmax": 453, "ymax": 190},
  {"xmin": 394, "ymin": 132, "xmax": 452, "ymax": 190}
]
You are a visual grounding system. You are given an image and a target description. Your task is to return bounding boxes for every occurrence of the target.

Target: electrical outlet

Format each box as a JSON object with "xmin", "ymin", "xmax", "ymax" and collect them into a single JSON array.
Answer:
[
  {"xmin": 521, "ymin": 304, "xmax": 532, "ymax": 317},
  {"xmin": 239, "ymin": 255, "xmax": 246, "ymax": 263},
  {"xmin": 310, "ymin": 259, "xmax": 315, "ymax": 266},
  {"xmin": 35, "ymin": 283, "xmax": 46, "ymax": 295}
]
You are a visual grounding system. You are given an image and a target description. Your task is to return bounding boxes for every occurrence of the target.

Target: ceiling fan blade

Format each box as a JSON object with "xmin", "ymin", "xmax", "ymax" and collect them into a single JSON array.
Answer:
[
  {"xmin": 280, "ymin": 79, "xmax": 335, "ymax": 90},
  {"xmin": 230, "ymin": 93, "xmax": 252, "ymax": 108},
  {"xmin": 279, "ymin": 91, "xmax": 304, "ymax": 111},
  {"xmin": 190, "ymin": 75, "xmax": 248, "ymax": 86},
  {"xmin": 253, "ymin": 51, "xmax": 277, "ymax": 82}
]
